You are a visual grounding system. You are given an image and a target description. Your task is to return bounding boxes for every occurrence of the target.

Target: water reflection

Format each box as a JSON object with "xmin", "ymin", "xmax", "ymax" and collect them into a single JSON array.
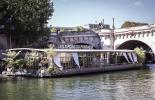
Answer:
[{"xmin": 0, "ymin": 69, "xmax": 155, "ymax": 100}]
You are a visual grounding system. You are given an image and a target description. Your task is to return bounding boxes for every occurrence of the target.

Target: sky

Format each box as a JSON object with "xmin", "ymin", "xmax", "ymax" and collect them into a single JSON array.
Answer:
[{"xmin": 48, "ymin": 0, "xmax": 155, "ymax": 28}]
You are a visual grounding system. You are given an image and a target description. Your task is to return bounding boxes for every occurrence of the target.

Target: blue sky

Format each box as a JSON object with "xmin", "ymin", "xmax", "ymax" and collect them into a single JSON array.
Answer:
[{"xmin": 49, "ymin": 0, "xmax": 155, "ymax": 28}]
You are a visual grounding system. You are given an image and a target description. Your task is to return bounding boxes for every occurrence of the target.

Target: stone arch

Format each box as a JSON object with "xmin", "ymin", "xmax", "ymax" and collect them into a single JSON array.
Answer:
[
  {"xmin": 116, "ymin": 40, "xmax": 155, "ymax": 62},
  {"xmin": 73, "ymin": 38, "xmax": 101, "ymax": 49},
  {"xmin": 59, "ymin": 31, "xmax": 101, "ymax": 49},
  {"xmin": 74, "ymin": 42, "xmax": 98, "ymax": 49},
  {"xmin": 117, "ymin": 40, "xmax": 152, "ymax": 51},
  {"xmin": 116, "ymin": 39, "xmax": 154, "ymax": 52}
]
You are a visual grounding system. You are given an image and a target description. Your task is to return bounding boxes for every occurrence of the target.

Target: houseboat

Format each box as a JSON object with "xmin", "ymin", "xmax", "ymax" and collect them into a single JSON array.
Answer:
[{"xmin": 1, "ymin": 48, "xmax": 143, "ymax": 77}]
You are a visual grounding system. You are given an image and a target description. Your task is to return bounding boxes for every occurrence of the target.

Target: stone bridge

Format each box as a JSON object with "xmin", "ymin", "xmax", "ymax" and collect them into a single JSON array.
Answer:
[
  {"xmin": 97, "ymin": 24, "xmax": 155, "ymax": 61},
  {"xmin": 48, "ymin": 31, "xmax": 101, "ymax": 49},
  {"xmin": 114, "ymin": 25, "xmax": 155, "ymax": 54},
  {"xmin": 29, "ymin": 24, "xmax": 155, "ymax": 56}
]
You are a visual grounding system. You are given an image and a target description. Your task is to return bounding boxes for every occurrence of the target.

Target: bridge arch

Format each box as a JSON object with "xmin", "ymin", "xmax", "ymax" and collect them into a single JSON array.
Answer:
[
  {"xmin": 116, "ymin": 40, "xmax": 155, "ymax": 62},
  {"xmin": 59, "ymin": 31, "xmax": 101, "ymax": 49},
  {"xmin": 117, "ymin": 40, "xmax": 152, "ymax": 51},
  {"xmin": 74, "ymin": 43, "xmax": 97, "ymax": 49}
]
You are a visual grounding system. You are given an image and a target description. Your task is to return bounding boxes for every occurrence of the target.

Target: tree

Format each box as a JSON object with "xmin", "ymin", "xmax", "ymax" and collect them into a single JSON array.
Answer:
[
  {"xmin": 60, "ymin": 28, "xmax": 65, "ymax": 32},
  {"xmin": 121, "ymin": 21, "xmax": 148, "ymax": 28},
  {"xmin": 2, "ymin": 51, "xmax": 26, "ymax": 69},
  {"xmin": 0, "ymin": 0, "xmax": 54, "ymax": 47},
  {"xmin": 50, "ymin": 27, "xmax": 57, "ymax": 33},
  {"xmin": 134, "ymin": 47, "xmax": 146, "ymax": 63},
  {"xmin": 73, "ymin": 26, "xmax": 85, "ymax": 32}
]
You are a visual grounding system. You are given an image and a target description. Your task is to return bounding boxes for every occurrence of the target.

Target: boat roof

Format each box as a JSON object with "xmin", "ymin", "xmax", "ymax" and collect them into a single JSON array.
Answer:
[{"xmin": 8, "ymin": 48, "xmax": 135, "ymax": 53}]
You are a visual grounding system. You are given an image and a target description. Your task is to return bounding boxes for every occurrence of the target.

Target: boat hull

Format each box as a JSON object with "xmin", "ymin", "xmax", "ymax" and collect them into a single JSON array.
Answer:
[{"xmin": 49, "ymin": 63, "xmax": 143, "ymax": 77}]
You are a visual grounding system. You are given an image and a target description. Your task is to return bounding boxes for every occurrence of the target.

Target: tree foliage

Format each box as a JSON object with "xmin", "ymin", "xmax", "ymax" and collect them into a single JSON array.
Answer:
[
  {"xmin": 0, "ymin": 0, "xmax": 54, "ymax": 47},
  {"xmin": 134, "ymin": 47, "xmax": 146, "ymax": 63},
  {"xmin": 73, "ymin": 26, "xmax": 85, "ymax": 32},
  {"xmin": 50, "ymin": 27, "xmax": 57, "ymax": 33},
  {"xmin": 2, "ymin": 51, "xmax": 26, "ymax": 68},
  {"xmin": 60, "ymin": 28, "xmax": 65, "ymax": 32},
  {"xmin": 121, "ymin": 21, "xmax": 148, "ymax": 28}
]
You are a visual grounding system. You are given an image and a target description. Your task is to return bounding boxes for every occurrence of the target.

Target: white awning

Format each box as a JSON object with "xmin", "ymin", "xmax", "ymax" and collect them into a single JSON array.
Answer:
[
  {"xmin": 72, "ymin": 53, "xmax": 80, "ymax": 68},
  {"xmin": 123, "ymin": 53, "xmax": 130, "ymax": 63},
  {"xmin": 128, "ymin": 53, "xmax": 134, "ymax": 63},
  {"xmin": 53, "ymin": 53, "xmax": 63, "ymax": 70},
  {"xmin": 132, "ymin": 53, "xmax": 138, "ymax": 63}
]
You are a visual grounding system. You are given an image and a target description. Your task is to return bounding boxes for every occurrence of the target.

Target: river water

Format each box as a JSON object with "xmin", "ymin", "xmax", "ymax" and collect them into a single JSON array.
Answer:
[{"xmin": 0, "ymin": 67, "xmax": 155, "ymax": 100}]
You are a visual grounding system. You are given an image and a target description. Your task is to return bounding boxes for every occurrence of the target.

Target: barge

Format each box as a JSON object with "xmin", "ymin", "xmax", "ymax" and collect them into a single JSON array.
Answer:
[{"xmin": 1, "ymin": 48, "xmax": 144, "ymax": 77}]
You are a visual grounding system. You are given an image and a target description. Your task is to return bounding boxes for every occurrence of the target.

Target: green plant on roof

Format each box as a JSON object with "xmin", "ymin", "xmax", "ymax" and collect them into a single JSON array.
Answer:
[
  {"xmin": 2, "ymin": 51, "xmax": 26, "ymax": 68},
  {"xmin": 134, "ymin": 47, "xmax": 146, "ymax": 63},
  {"xmin": 24, "ymin": 51, "xmax": 40, "ymax": 68},
  {"xmin": 2, "ymin": 51, "xmax": 17, "ymax": 68},
  {"xmin": 45, "ymin": 48, "xmax": 56, "ymax": 57},
  {"xmin": 45, "ymin": 48, "xmax": 57, "ymax": 73}
]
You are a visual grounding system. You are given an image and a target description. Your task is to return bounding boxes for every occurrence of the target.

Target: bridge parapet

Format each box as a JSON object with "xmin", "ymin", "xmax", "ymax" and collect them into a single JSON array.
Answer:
[
  {"xmin": 114, "ymin": 24, "xmax": 155, "ymax": 41},
  {"xmin": 114, "ymin": 24, "xmax": 155, "ymax": 34}
]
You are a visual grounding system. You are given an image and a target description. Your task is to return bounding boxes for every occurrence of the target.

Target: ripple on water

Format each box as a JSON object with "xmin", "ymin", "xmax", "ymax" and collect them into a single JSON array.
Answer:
[{"xmin": 0, "ymin": 69, "xmax": 155, "ymax": 100}]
